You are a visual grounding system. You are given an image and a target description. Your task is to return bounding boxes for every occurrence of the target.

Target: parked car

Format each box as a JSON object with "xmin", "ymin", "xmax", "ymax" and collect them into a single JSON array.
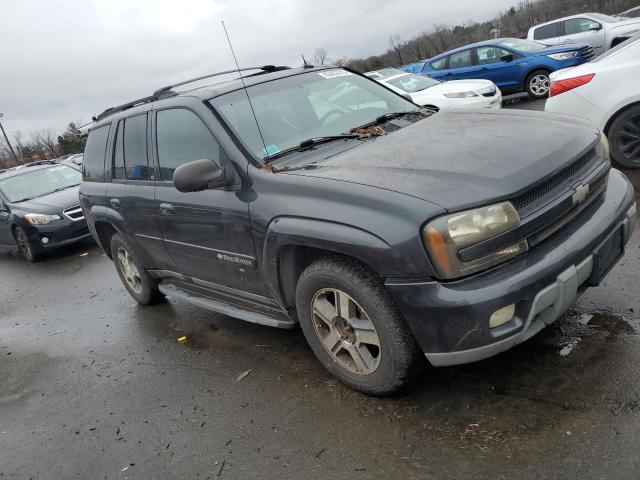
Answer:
[
  {"xmin": 364, "ymin": 67, "xmax": 404, "ymax": 79},
  {"xmin": 546, "ymin": 34, "xmax": 640, "ymax": 168},
  {"xmin": 0, "ymin": 162, "xmax": 90, "ymax": 261},
  {"xmin": 57, "ymin": 154, "xmax": 83, "ymax": 169},
  {"xmin": 370, "ymin": 70, "xmax": 501, "ymax": 109},
  {"xmin": 81, "ymin": 65, "xmax": 636, "ymax": 395},
  {"xmin": 400, "ymin": 62, "xmax": 425, "ymax": 74},
  {"xmin": 620, "ymin": 6, "xmax": 640, "ymax": 18},
  {"xmin": 420, "ymin": 38, "xmax": 594, "ymax": 99},
  {"xmin": 528, "ymin": 13, "xmax": 640, "ymax": 55}
]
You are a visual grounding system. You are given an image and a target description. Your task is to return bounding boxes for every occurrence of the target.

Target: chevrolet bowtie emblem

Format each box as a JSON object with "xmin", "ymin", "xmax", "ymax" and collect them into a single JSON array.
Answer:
[{"xmin": 572, "ymin": 183, "xmax": 589, "ymax": 205}]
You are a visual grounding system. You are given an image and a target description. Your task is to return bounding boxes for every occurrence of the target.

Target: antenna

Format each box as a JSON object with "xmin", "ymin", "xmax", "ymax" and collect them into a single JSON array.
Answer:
[{"xmin": 221, "ymin": 20, "xmax": 270, "ymax": 160}]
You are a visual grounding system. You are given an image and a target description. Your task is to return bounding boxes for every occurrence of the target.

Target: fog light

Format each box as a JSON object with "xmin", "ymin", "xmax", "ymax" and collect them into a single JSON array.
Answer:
[
  {"xmin": 41, "ymin": 236, "xmax": 50, "ymax": 245},
  {"xmin": 490, "ymin": 303, "xmax": 515, "ymax": 328}
]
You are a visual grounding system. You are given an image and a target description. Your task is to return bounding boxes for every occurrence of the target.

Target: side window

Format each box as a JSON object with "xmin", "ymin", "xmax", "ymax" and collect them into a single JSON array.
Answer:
[
  {"xmin": 534, "ymin": 21, "xmax": 563, "ymax": 40},
  {"xmin": 83, "ymin": 124, "xmax": 111, "ymax": 182},
  {"xmin": 448, "ymin": 50, "xmax": 473, "ymax": 69},
  {"xmin": 111, "ymin": 114, "xmax": 149, "ymax": 181},
  {"xmin": 430, "ymin": 57, "xmax": 447, "ymax": 70},
  {"xmin": 156, "ymin": 109, "xmax": 222, "ymax": 181},
  {"xmin": 476, "ymin": 47, "xmax": 512, "ymax": 65},
  {"xmin": 565, "ymin": 18, "xmax": 597, "ymax": 35}
]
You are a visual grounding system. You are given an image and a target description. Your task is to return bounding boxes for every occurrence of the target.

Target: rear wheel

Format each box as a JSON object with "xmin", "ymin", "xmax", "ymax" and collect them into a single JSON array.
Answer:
[
  {"xmin": 111, "ymin": 234, "xmax": 163, "ymax": 305},
  {"xmin": 609, "ymin": 105, "xmax": 640, "ymax": 169},
  {"xmin": 525, "ymin": 69, "xmax": 550, "ymax": 99},
  {"xmin": 295, "ymin": 257, "xmax": 422, "ymax": 395},
  {"xmin": 14, "ymin": 226, "xmax": 39, "ymax": 262}
]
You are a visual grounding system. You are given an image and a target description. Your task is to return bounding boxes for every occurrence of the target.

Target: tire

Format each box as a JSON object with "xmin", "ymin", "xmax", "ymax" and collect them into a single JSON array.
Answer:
[
  {"xmin": 110, "ymin": 233, "xmax": 163, "ymax": 305},
  {"xmin": 525, "ymin": 69, "xmax": 551, "ymax": 99},
  {"xmin": 13, "ymin": 226, "xmax": 40, "ymax": 262},
  {"xmin": 295, "ymin": 256, "xmax": 422, "ymax": 395},
  {"xmin": 608, "ymin": 105, "xmax": 640, "ymax": 169}
]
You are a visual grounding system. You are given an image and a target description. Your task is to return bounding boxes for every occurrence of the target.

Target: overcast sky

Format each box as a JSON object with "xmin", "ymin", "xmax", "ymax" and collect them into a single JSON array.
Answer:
[{"xmin": 0, "ymin": 0, "xmax": 516, "ymax": 139}]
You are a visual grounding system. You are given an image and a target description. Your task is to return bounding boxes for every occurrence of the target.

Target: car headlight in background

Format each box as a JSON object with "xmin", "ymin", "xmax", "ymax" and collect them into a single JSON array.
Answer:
[
  {"xmin": 423, "ymin": 202, "xmax": 527, "ymax": 279},
  {"xmin": 547, "ymin": 51, "xmax": 579, "ymax": 60},
  {"xmin": 444, "ymin": 91, "xmax": 478, "ymax": 98},
  {"xmin": 24, "ymin": 213, "xmax": 62, "ymax": 225},
  {"xmin": 478, "ymin": 85, "xmax": 497, "ymax": 95}
]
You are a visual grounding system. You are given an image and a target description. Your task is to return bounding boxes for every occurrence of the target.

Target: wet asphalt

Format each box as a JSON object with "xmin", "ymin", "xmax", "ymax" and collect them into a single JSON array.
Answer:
[{"xmin": 1, "ymin": 100, "xmax": 640, "ymax": 480}]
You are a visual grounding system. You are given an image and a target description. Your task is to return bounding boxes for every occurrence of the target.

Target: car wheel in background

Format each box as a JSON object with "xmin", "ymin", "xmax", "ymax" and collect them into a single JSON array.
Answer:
[
  {"xmin": 295, "ymin": 256, "xmax": 422, "ymax": 396},
  {"xmin": 525, "ymin": 69, "xmax": 551, "ymax": 99},
  {"xmin": 13, "ymin": 226, "xmax": 39, "ymax": 262},
  {"xmin": 609, "ymin": 105, "xmax": 640, "ymax": 169},
  {"xmin": 110, "ymin": 233, "xmax": 164, "ymax": 305}
]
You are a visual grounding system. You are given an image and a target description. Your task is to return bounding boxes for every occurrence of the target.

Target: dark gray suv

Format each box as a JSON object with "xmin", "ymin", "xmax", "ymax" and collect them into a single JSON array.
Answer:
[{"xmin": 80, "ymin": 65, "xmax": 637, "ymax": 395}]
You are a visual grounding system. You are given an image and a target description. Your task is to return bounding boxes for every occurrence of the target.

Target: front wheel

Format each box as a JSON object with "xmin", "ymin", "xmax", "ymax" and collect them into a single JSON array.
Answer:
[
  {"xmin": 525, "ymin": 70, "xmax": 550, "ymax": 99},
  {"xmin": 609, "ymin": 105, "xmax": 640, "ymax": 169},
  {"xmin": 295, "ymin": 257, "xmax": 422, "ymax": 395},
  {"xmin": 14, "ymin": 226, "xmax": 39, "ymax": 262},
  {"xmin": 111, "ymin": 234, "xmax": 163, "ymax": 305}
]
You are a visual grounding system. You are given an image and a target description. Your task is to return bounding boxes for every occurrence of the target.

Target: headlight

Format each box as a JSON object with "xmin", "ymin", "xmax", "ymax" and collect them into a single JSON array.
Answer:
[
  {"xmin": 478, "ymin": 85, "xmax": 497, "ymax": 95},
  {"xmin": 24, "ymin": 213, "xmax": 62, "ymax": 225},
  {"xmin": 547, "ymin": 51, "xmax": 578, "ymax": 60},
  {"xmin": 444, "ymin": 91, "xmax": 478, "ymax": 98},
  {"xmin": 423, "ymin": 202, "xmax": 527, "ymax": 279}
]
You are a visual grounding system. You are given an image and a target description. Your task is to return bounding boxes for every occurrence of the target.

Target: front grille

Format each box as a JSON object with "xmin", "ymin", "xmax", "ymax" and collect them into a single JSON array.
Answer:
[
  {"xmin": 512, "ymin": 147, "xmax": 598, "ymax": 216},
  {"xmin": 578, "ymin": 45, "xmax": 595, "ymax": 60},
  {"xmin": 63, "ymin": 205, "xmax": 85, "ymax": 221}
]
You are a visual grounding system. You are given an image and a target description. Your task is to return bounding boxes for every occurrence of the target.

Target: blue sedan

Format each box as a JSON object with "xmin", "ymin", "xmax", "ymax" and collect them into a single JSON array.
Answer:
[{"xmin": 420, "ymin": 38, "xmax": 595, "ymax": 99}]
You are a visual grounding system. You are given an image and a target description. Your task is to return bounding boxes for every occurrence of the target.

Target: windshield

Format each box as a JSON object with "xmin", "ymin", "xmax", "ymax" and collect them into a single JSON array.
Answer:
[
  {"xmin": 209, "ymin": 69, "xmax": 417, "ymax": 160},
  {"xmin": 498, "ymin": 38, "xmax": 547, "ymax": 52},
  {"xmin": 385, "ymin": 74, "xmax": 440, "ymax": 93},
  {"xmin": 0, "ymin": 165, "xmax": 81, "ymax": 202},
  {"xmin": 590, "ymin": 13, "xmax": 623, "ymax": 23}
]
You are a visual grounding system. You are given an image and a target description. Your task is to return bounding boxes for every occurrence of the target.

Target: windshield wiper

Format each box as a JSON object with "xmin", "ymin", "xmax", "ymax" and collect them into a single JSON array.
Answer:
[
  {"xmin": 265, "ymin": 134, "xmax": 359, "ymax": 162},
  {"xmin": 42, "ymin": 184, "xmax": 81, "ymax": 196},
  {"xmin": 374, "ymin": 110, "xmax": 417, "ymax": 124}
]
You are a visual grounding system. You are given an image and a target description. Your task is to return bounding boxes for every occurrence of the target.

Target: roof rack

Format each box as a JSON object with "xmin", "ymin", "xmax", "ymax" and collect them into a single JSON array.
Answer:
[{"xmin": 93, "ymin": 65, "xmax": 290, "ymax": 123}]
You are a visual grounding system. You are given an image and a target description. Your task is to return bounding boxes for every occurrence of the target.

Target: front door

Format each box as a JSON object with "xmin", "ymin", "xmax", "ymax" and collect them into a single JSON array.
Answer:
[
  {"xmin": 153, "ymin": 107, "xmax": 268, "ymax": 296},
  {"xmin": 474, "ymin": 46, "xmax": 520, "ymax": 89},
  {"xmin": 562, "ymin": 18, "xmax": 606, "ymax": 54}
]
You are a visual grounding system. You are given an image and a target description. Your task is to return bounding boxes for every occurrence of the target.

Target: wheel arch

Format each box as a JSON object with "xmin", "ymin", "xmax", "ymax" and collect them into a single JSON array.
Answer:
[
  {"xmin": 603, "ymin": 100, "xmax": 640, "ymax": 135},
  {"xmin": 93, "ymin": 221, "xmax": 119, "ymax": 259}
]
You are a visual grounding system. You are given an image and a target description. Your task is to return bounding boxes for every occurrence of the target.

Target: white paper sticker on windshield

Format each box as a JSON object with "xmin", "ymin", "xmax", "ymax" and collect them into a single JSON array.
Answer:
[{"xmin": 317, "ymin": 69, "xmax": 353, "ymax": 79}]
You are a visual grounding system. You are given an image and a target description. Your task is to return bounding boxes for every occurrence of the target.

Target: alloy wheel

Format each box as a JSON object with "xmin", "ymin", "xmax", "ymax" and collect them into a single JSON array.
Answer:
[
  {"xmin": 529, "ymin": 74, "xmax": 550, "ymax": 97},
  {"xmin": 311, "ymin": 288, "xmax": 381, "ymax": 375},
  {"xmin": 117, "ymin": 246, "xmax": 143, "ymax": 294},
  {"xmin": 15, "ymin": 228, "xmax": 32, "ymax": 260},
  {"xmin": 614, "ymin": 112, "xmax": 640, "ymax": 166}
]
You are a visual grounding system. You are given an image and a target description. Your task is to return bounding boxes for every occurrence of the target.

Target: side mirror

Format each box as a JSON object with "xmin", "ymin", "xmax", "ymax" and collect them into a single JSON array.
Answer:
[
  {"xmin": 588, "ymin": 22, "xmax": 602, "ymax": 31},
  {"xmin": 173, "ymin": 158, "xmax": 234, "ymax": 193},
  {"xmin": 500, "ymin": 53, "xmax": 514, "ymax": 62}
]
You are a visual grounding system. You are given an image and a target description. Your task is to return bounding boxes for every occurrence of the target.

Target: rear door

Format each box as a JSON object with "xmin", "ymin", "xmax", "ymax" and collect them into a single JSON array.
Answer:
[
  {"xmin": 441, "ymin": 49, "xmax": 478, "ymax": 80},
  {"xmin": 532, "ymin": 20, "xmax": 565, "ymax": 46},
  {"xmin": 474, "ymin": 46, "xmax": 520, "ymax": 89},
  {"xmin": 153, "ymin": 105, "xmax": 269, "ymax": 296},
  {"xmin": 425, "ymin": 56, "xmax": 449, "ymax": 80},
  {"xmin": 104, "ymin": 112, "xmax": 168, "ymax": 268}
]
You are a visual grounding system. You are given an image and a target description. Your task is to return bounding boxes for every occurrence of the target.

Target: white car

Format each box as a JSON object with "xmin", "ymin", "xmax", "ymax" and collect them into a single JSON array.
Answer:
[
  {"xmin": 545, "ymin": 34, "xmax": 640, "ymax": 168},
  {"xmin": 371, "ymin": 71, "xmax": 502, "ymax": 110},
  {"xmin": 527, "ymin": 12, "xmax": 640, "ymax": 55}
]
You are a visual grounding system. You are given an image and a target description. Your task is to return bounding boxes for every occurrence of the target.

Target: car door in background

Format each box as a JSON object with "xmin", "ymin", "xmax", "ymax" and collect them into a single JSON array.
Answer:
[
  {"xmin": 105, "ymin": 113, "xmax": 168, "ymax": 268},
  {"xmin": 474, "ymin": 46, "xmax": 520, "ymax": 89},
  {"xmin": 532, "ymin": 20, "xmax": 565, "ymax": 46},
  {"xmin": 562, "ymin": 17, "xmax": 606, "ymax": 54},
  {"xmin": 153, "ymin": 107, "xmax": 269, "ymax": 297},
  {"xmin": 0, "ymin": 193, "xmax": 13, "ymax": 246},
  {"xmin": 441, "ymin": 49, "xmax": 477, "ymax": 80}
]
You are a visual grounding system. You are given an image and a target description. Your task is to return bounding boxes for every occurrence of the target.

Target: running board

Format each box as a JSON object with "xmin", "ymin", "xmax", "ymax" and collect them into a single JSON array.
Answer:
[{"xmin": 158, "ymin": 283, "xmax": 296, "ymax": 329}]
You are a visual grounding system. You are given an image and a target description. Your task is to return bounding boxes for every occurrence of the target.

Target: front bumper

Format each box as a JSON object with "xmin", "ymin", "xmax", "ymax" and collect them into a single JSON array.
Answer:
[
  {"xmin": 23, "ymin": 217, "xmax": 91, "ymax": 250},
  {"xmin": 386, "ymin": 169, "xmax": 636, "ymax": 366}
]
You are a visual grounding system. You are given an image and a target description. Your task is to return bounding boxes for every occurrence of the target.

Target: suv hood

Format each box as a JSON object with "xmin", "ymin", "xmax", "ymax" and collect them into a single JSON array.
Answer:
[
  {"xmin": 283, "ymin": 109, "xmax": 599, "ymax": 212},
  {"xmin": 610, "ymin": 18, "xmax": 640, "ymax": 33},
  {"xmin": 532, "ymin": 43, "xmax": 591, "ymax": 55},
  {"xmin": 12, "ymin": 186, "xmax": 80, "ymax": 214}
]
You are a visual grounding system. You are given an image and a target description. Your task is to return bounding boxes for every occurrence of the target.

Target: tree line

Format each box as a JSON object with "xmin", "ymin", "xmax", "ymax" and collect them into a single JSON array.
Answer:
[{"xmin": 328, "ymin": 0, "xmax": 639, "ymax": 71}]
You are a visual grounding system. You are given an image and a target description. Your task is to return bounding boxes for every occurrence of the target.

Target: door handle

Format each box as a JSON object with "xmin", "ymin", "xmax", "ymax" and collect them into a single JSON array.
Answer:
[
  {"xmin": 160, "ymin": 203, "xmax": 175, "ymax": 216},
  {"xmin": 445, "ymin": 72, "xmax": 453, "ymax": 76},
  {"xmin": 110, "ymin": 198, "xmax": 121, "ymax": 209},
  {"xmin": 480, "ymin": 67, "xmax": 488, "ymax": 71}
]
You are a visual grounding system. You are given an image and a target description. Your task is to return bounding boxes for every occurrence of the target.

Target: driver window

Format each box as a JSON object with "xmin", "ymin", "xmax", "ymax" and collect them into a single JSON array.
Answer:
[
  {"xmin": 476, "ymin": 47, "xmax": 512, "ymax": 65},
  {"xmin": 565, "ymin": 18, "xmax": 597, "ymax": 34}
]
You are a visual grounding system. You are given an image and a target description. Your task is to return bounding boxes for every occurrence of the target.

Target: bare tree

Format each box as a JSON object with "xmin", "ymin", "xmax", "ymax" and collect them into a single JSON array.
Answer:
[
  {"xmin": 388, "ymin": 35, "xmax": 404, "ymax": 66},
  {"xmin": 311, "ymin": 48, "xmax": 329, "ymax": 66}
]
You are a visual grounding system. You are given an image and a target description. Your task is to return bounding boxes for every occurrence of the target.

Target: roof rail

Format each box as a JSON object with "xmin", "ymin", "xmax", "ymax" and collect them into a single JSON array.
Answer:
[{"xmin": 92, "ymin": 65, "xmax": 290, "ymax": 124}]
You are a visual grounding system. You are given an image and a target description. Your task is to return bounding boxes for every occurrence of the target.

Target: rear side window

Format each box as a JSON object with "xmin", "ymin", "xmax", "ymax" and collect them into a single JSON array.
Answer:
[
  {"xmin": 156, "ymin": 109, "xmax": 223, "ymax": 181},
  {"xmin": 83, "ymin": 124, "xmax": 110, "ymax": 182},
  {"xmin": 448, "ymin": 50, "xmax": 473, "ymax": 68},
  {"xmin": 430, "ymin": 57, "xmax": 447, "ymax": 70},
  {"xmin": 534, "ymin": 21, "xmax": 563, "ymax": 40},
  {"xmin": 112, "ymin": 114, "xmax": 149, "ymax": 181}
]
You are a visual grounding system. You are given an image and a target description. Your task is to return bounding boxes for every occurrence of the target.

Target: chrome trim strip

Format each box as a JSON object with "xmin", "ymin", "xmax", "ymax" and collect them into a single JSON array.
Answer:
[{"xmin": 63, "ymin": 205, "xmax": 85, "ymax": 222}]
